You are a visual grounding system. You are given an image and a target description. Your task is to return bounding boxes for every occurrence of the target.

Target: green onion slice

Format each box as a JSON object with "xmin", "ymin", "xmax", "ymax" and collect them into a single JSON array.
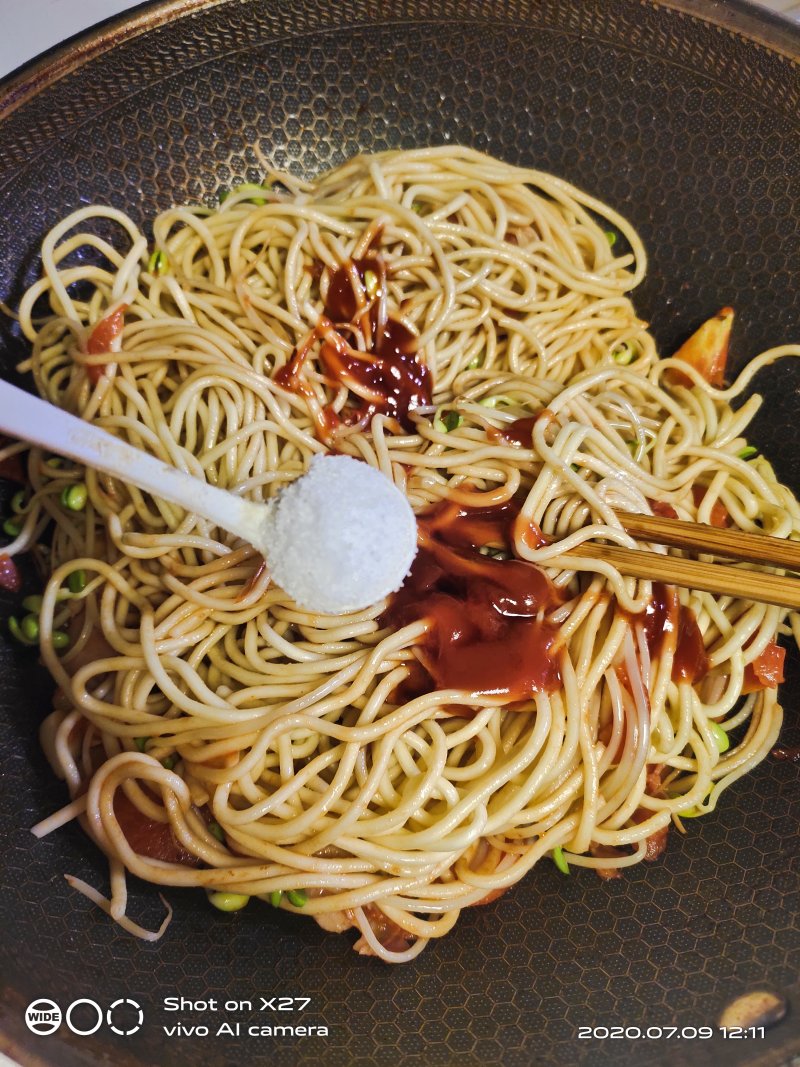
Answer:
[
  {"xmin": 552, "ymin": 846, "xmax": 570, "ymax": 874},
  {"xmin": 10, "ymin": 491, "xmax": 28, "ymax": 514},
  {"xmin": 611, "ymin": 341, "xmax": 637, "ymax": 365},
  {"xmin": 434, "ymin": 409, "xmax": 463, "ymax": 433},
  {"xmin": 709, "ymin": 721, "xmax": 730, "ymax": 753},
  {"xmin": 67, "ymin": 570, "xmax": 87, "ymax": 594}
]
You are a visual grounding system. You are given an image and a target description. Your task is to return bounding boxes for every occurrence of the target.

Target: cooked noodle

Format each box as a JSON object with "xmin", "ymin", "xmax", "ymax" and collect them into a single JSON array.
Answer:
[{"xmin": 5, "ymin": 146, "xmax": 799, "ymax": 960}]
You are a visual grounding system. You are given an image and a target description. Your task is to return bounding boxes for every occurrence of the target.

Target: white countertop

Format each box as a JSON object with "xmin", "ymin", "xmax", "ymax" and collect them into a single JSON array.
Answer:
[{"xmin": 0, "ymin": 0, "xmax": 144, "ymax": 82}]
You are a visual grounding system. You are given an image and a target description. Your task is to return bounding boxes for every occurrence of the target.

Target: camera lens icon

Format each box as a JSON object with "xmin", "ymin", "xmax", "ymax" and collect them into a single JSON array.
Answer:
[
  {"xmin": 107, "ymin": 998, "xmax": 144, "ymax": 1036},
  {"xmin": 25, "ymin": 999, "xmax": 62, "ymax": 1036}
]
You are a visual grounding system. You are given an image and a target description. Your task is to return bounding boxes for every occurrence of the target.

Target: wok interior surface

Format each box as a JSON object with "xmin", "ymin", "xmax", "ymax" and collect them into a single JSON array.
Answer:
[{"xmin": 0, "ymin": 2, "xmax": 798, "ymax": 1065}]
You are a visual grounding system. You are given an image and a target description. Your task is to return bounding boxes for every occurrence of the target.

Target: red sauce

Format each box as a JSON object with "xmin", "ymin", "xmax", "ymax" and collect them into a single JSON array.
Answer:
[
  {"xmin": 488, "ymin": 414, "xmax": 537, "ymax": 448},
  {"xmin": 487, "ymin": 410, "xmax": 554, "ymax": 449},
  {"xmin": 692, "ymin": 484, "xmax": 731, "ymax": 528},
  {"xmin": 643, "ymin": 581, "xmax": 708, "ymax": 684},
  {"xmin": 275, "ymin": 255, "xmax": 432, "ymax": 433},
  {"xmin": 647, "ymin": 498, "xmax": 679, "ymax": 520},
  {"xmin": 382, "ymin": 498, "xmax": 562, "ymax": 703},
  {"xmin": 113, "ymin": 792, "xmax": 201, "ymax": 867},
  {"xmin": 673, "ymin": 605, "xmax": 709, "ymax": 684}
]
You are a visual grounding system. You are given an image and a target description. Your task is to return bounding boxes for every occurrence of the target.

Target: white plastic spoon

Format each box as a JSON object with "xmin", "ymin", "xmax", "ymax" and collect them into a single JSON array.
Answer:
[{"xmin": 0, "ymin": 379, "xmax": 417, "ymax": 612}]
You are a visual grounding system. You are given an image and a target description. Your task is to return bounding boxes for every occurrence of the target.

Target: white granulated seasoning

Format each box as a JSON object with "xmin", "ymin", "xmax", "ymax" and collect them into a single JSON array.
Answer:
[{"xmin": 264, "ymin": 454, "xmax": 418, "ymax": 614}]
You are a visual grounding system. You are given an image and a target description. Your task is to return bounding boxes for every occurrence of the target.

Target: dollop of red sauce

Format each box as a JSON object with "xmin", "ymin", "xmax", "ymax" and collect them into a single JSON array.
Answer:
[
  {"xmin": 113, "ymin": 792, "xmax": 202, "ymax": 867},
  {"xmin": 487, "ymin": 412, "xmax": 552, "ymax": 448},
  {"xmin": 643, "ymin": 581, "xmax": 708, "ymax": 684},
  {"xmin": 382, "ymin": 498, "xmax": 562, "ymax": 703},
  {"xmin": 647, "ymin": 498, "xmax": 679, "ymax": 520},
  {"xmin": 275, "ymin": 255, "xmax": 432, "ymax": 433}
]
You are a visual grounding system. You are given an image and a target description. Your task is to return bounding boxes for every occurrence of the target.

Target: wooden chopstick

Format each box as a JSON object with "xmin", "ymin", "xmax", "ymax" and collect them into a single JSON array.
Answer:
[
  {"xmin": 615, "ymin": 510, "xmax": 800, "ymax": 571},
  {"xmin": 572, "ymin": 542, "xmax": 800, "ymax": 609}
]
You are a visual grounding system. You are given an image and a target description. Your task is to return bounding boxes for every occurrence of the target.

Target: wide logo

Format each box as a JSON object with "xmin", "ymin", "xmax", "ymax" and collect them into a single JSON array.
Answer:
[{"xmin": 24, "ymin": 997, "xmax": 143, "ymax": 1037}]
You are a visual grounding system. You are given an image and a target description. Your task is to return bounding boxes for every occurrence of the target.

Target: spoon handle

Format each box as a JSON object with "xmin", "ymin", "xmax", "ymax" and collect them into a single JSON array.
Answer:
[{"xmin": 0, "ymin": 380, "xmax": 268, "ymax": 551}]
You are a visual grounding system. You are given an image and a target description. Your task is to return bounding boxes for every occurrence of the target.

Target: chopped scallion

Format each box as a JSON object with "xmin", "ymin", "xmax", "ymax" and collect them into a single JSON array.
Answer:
[
  {"xmin": 467, "ymin": 352, "xmax": 483, "ymax": 369},
  {"xmin": 611, "ymin": 341, "xmax": 637, "ymax": 365},
  {"xmin": 434, "ymin": 409, "xmax": 463, "ymax": 433},
  {"xmin": 67, "ymin": 569, "xmax": 87, "ymax": 594},
  {"xmin": 208, "ymin": 821, "xmax": 225, "ymax": 842},
  {"xmin": 161, "ymin": 755, "xmax": 177, "ymax": 770},
  {"xmin": 269, "ymin": 890, "xmax": 283, "ymax": 908},
  {"xmin": 605, "ymin": 230, "xmax": 617, "ymax": 247},
  {"xmin": 2, "ymin": 517, "xmax": 21, "ymax": 537},
  {"xmin": 738, "ymin": 446, "xmax": 758, "ymax": 461},
  {"xmin": 363, "ymin": 269, "xmax": 379, "ymax": 298},
  {"xmin": 134, "ymin": 737, "xmax": 149, "ymax": 752},
  {"xmin": 479, "ymin": 545, "xmax": 509, "ymax": 560},
  {"xmin": 22, "ymin": 594, "xmax": 43, "ymax": 613},
  {"xmin": 147, "ymin": 249, "xmax": 169, "ymax": 276},
  {"xmin": 553, "ymin": 846, "xmax": 570, "ymax": 874},
  {"xmin": 223, "ymin": 182, "xmax": 272, "ymax": 205},
  {"xmin": 287, "ymin": 889, "xmax": 307, "ymax": 908},
  {"xmin": 709, "ymin": 721, "xmax": 730, "ymax": 753},
  {"xmin": 479, "ymin": 395, "xmax": 512, "ymax": 408},
  {"xmin": 20, "ymin": 614, "xmax": 39, "ymax": 642},
  {"xmin": 10, "ymin": 491, "xmax": 27, "ymax": 514}
]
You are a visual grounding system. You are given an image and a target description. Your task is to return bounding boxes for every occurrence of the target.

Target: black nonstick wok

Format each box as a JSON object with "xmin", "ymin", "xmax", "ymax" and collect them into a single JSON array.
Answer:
[{"xmin": 0, "ymin": 2, "xmax": 798, "ymax": 1065}]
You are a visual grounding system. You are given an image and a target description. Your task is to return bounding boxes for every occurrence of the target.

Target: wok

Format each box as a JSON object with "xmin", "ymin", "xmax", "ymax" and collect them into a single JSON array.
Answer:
[{"xmin": 0, "ymin": 2, "xmax": 798, "ymax": 1065}]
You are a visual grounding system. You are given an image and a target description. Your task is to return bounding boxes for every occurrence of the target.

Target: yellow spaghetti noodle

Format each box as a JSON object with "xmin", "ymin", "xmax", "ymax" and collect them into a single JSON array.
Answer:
[{"xmin": 2, "ymin": 146, "xmax": 798, "ymax": 962}]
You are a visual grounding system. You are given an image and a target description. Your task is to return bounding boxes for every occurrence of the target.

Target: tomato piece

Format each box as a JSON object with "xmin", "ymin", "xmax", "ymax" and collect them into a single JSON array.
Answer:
[
  {"xmin": 85, "ymin": 304, "xmax": 128, "ymax": 383},
  {"xmin": 667, "ymin": 307, "xmax": 734, "ymax": 388},
  {"xmin": 742, "ymin": 643, "xmax": 785, "ymax": 694},
  {"xmin": 0, "ymin": 554, "xmax": 21, "ymax": 592}
]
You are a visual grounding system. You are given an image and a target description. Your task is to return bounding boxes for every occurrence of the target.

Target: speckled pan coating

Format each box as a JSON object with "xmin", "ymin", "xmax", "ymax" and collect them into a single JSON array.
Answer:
[{"xmin": 0, "ymin": 3, "xmax": 798, "ymax": 1066}]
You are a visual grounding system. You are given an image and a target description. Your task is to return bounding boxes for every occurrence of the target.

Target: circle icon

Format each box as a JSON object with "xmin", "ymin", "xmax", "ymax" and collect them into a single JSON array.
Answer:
[
  {"xmin": 25, "ymin": 999, "xmax": 61, "ymax": 1036},
  {"xmin": 65, "ymin": 999, "xmax": 103, "ymax": 1037},
  {"xmin": 107, "ymin": 998, "xmax": 144, "ymax": 1036}
]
